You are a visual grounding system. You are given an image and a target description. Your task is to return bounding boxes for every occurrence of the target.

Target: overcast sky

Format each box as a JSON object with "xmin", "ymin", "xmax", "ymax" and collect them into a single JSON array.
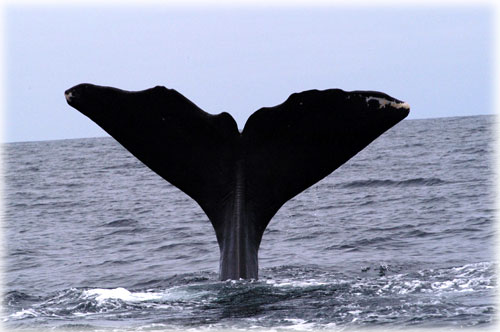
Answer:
[{"xmin": 3, "ymin": 4, "xmax": 493, "ymax": 143}]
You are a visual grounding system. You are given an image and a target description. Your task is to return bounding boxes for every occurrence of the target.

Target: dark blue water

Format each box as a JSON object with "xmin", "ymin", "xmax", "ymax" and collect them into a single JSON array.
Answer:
[{"xmin": 2, "ymin": 115, "xmax": 496, "ymax": 331}]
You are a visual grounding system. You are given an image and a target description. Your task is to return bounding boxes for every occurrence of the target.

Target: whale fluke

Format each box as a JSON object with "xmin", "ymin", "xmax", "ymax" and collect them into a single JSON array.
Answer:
[{"xmin": 65, "ymin": 84, "xmax": 409, "ymax": 280}]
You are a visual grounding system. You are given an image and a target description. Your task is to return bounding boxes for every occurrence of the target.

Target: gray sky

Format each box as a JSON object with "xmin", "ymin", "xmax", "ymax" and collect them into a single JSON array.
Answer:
[{"xmin": 3, "ymin": 4, "xmax": 493, "ymax": 143}]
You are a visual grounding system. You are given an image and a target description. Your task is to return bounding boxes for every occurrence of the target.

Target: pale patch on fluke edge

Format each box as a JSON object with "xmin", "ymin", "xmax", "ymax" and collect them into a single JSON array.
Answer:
[
  {"xmin": 64, "ymin": 91, "xmax": 73, "ymax": 102},
  {"xmin": 365, "ymin": 96, "xmax": 410, "ymax": 110}
]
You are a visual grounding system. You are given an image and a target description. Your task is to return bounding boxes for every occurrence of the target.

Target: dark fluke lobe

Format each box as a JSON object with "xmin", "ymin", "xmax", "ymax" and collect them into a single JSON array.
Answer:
[{"xmin": 65, "ymin": 83, "xmax": 409, "ymax": 280}]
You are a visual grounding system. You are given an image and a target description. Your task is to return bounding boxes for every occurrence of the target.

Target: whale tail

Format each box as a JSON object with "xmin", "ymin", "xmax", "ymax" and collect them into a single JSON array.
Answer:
[{"xmin": 65, "ymin": 84, "xmax": 409, "ymax": 280}]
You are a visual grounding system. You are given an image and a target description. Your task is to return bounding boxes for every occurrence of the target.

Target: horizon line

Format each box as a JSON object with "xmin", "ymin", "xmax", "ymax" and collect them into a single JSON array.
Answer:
[{"xmin": 1, "ymin": 113, "xmax": 494, "ymax": 145}]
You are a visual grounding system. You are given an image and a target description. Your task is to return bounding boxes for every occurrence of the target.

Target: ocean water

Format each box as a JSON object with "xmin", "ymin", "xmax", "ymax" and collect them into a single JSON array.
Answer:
[{"xmin": 2, "ymin": 115, "xmax": 496, "ymax": 331}]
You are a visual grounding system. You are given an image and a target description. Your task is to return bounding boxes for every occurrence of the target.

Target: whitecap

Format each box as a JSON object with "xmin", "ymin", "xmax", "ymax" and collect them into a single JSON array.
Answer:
[
  {"xmin": 7, "ymin": 308, "xmax": 39, "ymax": 320},
  {"xmin": 265, "ymin": 278, "xmax": 329, "ymax": 288},
  {"xmin": 283, "ymin": 318, "xmax": 316, "ymax": 330},
  {"xmin": 82, "ymin": 285, "xmax": 212, "ymax": 305},
  {"xmin": 82, "ymin": 287, "xmax": 163, "ymax": 303}
]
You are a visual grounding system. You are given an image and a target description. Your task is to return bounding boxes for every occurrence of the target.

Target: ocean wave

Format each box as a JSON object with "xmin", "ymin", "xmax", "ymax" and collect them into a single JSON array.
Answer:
[
  {"xmin": 102, "ymin": 162, "xmax": 144, "ymax": 170},
  {"xmin": 327, "ymin": 236, "xmax": 404, "ymax": 251},
  {"xmin": 82, "ymin": 287, "xmax": 164, "ymax": 303},
  {"xmin": 104, "ymin": 227, "xmax": 148, "ymax": 236},
  {"xmin": 3, "ymin": 262, "xmax": 494, "ymax": 329},
  {"xmin": 104, "ymin": 218, "xmax": 139, "ymax": 227},
  {"xmin": 3, "ymin": 290, "xmax": 40, "ymax": 306},
  {"xmin": 338, "ymin": 177, "xmax": 447, "ymax": 188},
  {"xmin": 375, "ymin": 262, "xmax": 495, "ymax": 296}
]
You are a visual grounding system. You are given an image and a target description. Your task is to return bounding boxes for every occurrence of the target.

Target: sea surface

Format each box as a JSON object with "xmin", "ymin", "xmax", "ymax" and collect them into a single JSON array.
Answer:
[{"xmin": 2, "ymin": 115, "xmax": 497, "ymax": 331}]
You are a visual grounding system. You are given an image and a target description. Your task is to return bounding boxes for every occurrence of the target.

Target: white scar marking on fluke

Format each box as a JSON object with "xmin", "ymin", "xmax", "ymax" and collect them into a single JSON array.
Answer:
[
  {"xmin": 365, "ymin": 96, "xmax": 410, "ymax": 110},
  {"xmin": 65, "ymin": 92, "xmax": 73, "ymax": 102}
]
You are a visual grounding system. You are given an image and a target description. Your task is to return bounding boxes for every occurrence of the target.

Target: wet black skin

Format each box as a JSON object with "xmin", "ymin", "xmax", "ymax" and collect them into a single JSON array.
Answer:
[{"xmin": 65, "ymin": 83, "xmax": 409, "ymax": 280}]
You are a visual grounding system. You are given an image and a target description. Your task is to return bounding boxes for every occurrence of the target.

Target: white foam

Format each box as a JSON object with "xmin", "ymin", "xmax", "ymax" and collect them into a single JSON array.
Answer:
[
  {"xmin": 82, "ymin": 286, "xmax": 211, "ymax": 305},
  {"xmin": 373, "ymin": 262, "xmax": 494, "ymax": 296},
  {"xmin": 136, "ymin": 323, "xmax": 169, "ymax": 330},
  {"xmin": 365, "ymin": 96, "xmax": 410, "ymax": 110},
  {"xmin": 265, "ymin": 279, "xmax": 329, "ymax": 288},
  {"xmin": 283, "ymin": 318, "xmax": 316, "ymax": 330},
  {"xmin": 431, "ymin": 280, "xmax": 455, "ymax": 291},
  {"xmin": 7, "ymin": 308, "xmax": 39, "ymax": 320},
  {"xmin": 83, "ymin": 287, "xmax": 163, "ymax": 303}
]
